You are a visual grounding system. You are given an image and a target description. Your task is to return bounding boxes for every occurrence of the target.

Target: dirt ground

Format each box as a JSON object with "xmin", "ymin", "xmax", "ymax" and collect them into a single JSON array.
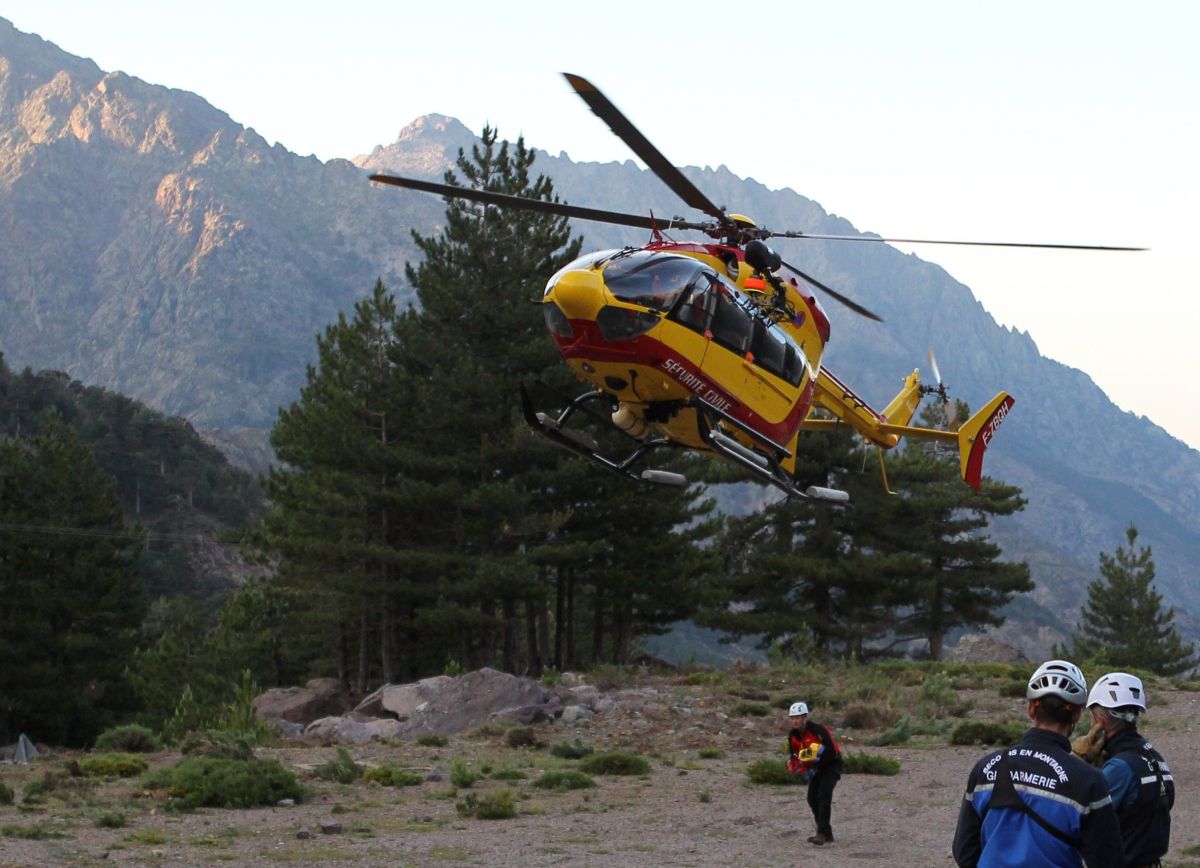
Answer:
[{"xmin": 2, "ymin": 679, "xmax": 1197, "ymax": 867}]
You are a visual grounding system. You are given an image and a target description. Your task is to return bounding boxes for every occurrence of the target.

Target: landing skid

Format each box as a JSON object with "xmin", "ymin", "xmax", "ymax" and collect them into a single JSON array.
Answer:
[
  {"xmin": 519, "ymin": 385, "xmax": 687, "ymax": 487},
  {"xmin": 690, "ymin": 396, "xmax": 848, "ymax": 503}
]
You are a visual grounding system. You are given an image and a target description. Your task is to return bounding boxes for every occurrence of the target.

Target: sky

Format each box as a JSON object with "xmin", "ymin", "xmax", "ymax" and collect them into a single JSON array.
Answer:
[{"xmin": 4, "ymin": 0, "xmax": 1199, "ymax": 449}]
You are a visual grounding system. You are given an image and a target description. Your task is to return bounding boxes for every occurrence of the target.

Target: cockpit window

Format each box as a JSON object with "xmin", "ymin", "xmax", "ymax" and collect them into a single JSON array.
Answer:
[
  {"xmin": 602, "ymin": 252, "xmax": 704, "ymax": 312},
  {"xmin": 544, "ymin": 249, "xmax": 619, "ymax": 298}
]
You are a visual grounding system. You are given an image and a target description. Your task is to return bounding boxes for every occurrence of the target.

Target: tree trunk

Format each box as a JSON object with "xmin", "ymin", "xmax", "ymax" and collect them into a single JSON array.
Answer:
[
  {"xmin": 554, "ymin": 567, "xmax": 566, "ymax": 671},
  {"xmin": 502, "ymin": 596, "xmax": 519, "ymax": 673},
  {"xmin": 356, "ymin": 601, "xmax": 370, "ymax": 696},
  {"xmin": 565, "ymin": 568, "xmax": 577, "ymax": 669},
  {"xmin": 525, "ymin": 597, "xmax": 542, "ymax": 677},
  {"xmin": 380, "ymin": 594, "xmax": 396, "ymax": 684},
  {"xmin": 591, "ymin": 587, "xmax": 605, "ymax": 665}
]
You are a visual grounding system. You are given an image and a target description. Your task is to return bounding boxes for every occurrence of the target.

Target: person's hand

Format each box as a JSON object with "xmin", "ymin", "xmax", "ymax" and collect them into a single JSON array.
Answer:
[{"xmin": 1072, "ymin": 722, "xmax": 1107, "ymax": 764}]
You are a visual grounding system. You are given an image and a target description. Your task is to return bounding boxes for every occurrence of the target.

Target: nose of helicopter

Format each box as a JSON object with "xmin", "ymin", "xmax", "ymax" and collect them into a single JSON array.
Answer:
[{"xmin": 546, "ymin": 269, "xmax": 605, "ymax": 322}]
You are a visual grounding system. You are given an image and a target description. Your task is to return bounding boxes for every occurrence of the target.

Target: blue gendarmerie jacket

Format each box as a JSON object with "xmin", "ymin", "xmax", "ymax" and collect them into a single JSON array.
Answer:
[
  {"xmin": 1101, "ymin": 728, "xmax": 1174, "ymax": 867},
  {"xmin": 952, "ymin": 728, "xmax": 1125, "ymax": 868}
]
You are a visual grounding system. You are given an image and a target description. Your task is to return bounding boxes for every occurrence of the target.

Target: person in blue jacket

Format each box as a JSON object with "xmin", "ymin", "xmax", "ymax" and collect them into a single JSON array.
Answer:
[
  {"xmin": 1078, "ymin": 672, "xmax": 1174, "ymax": 867},
  {"xmin": 952, "ymin": 659, "xmax": 1125, "ymax": 867}
]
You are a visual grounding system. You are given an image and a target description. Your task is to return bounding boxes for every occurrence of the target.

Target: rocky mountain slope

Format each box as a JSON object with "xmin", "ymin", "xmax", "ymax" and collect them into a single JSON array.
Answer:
[{"xmin": 3, "ymin": 17, "xmax": 1198, "ymax": 650}]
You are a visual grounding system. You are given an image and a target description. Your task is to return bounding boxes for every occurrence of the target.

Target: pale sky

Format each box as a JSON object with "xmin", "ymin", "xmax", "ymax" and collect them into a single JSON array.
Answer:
[{"xmin": 5, "ymin": 0, "xmax": 1198, "ymax": 449}]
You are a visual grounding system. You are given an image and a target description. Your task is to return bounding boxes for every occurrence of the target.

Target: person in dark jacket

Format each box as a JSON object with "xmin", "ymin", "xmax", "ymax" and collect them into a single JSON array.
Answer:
[
  {"xmin": 953, "ymin": 659, "xmax": 1125, "ymax": 868},
  {"xmin": 1077, "ymin": 672, "xmax": 1174, "ymax": 867},
  {"xmin": 786, "ymin": 700, "xmax": 843, "ymax": 845}
]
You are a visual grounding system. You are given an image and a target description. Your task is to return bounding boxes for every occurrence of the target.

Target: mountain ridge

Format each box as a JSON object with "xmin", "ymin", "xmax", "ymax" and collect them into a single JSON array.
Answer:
[{"xmin": 2, "ymin": 16, "xmax": 1197, "ymax": 651}]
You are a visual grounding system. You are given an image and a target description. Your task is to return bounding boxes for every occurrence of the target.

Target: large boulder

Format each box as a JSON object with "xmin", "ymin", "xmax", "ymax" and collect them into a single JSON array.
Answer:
[
  {"xmin": 354, "ymin": 668, "xmax": 557, "ymax": 737},
  {"xmin": 254, "ymin": 677, "xmax": 352, "ymax": 726},
  {"xmin": 947, "ymin": 634, "xmax": 1030, "ymax": 664}
]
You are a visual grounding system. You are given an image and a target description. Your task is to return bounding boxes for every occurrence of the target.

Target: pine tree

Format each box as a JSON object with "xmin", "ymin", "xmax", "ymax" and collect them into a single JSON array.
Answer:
[
  {"xmin": 699, "ymin": 431, "xmax": 909, "ymax": 659},
  {"xmin": 0, "ymin": 414, "xmax": 146, "ymax": 745},
  {"xmin": 867, "ymin": 434, "xmax": 1032, "ymax": 660},
  {"xmin": 1067, "ymin": 525, "xmax": 1196, "ymax": 676}
]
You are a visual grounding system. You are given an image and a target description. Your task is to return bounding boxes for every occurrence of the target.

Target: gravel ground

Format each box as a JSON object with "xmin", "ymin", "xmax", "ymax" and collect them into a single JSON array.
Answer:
[{"xmin": 2, "ymin": 681, "xmax": 1197, "ymax": 867}]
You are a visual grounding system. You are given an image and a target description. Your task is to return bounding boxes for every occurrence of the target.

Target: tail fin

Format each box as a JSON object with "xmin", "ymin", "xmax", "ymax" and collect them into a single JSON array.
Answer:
[
  {"xmin": 882, "ymin": 369, "xmax": 923, "ymax": 427},
  {"xmin": 957, "ymin": 393, "xmax": 1015, "ymax": 489}
]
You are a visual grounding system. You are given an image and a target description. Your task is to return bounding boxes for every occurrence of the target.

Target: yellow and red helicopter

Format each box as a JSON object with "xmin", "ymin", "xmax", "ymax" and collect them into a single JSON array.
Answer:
[{"xmin": 370, "ymin": 74, "xmax": 1142, "ymax": 501}]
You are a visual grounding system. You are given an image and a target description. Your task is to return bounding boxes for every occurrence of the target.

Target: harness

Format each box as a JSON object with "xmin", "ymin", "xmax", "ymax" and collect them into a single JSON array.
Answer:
[{"xmin": 981, "ymin": 753, "xmax": 1082, "ymax": 850}]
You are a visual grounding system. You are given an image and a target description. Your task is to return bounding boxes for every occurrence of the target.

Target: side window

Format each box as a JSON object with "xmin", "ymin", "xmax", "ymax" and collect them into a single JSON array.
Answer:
[
  {"xmin": 671, "ymin": 278, "xmax": 713, "ymax": 333},
  {"xmin": 752, "ymin": 320, "xmax": 805, "ymax": 386},
  {"xmin": 710, "ymin": 290, "xmax": 753, "ymax": 355}
]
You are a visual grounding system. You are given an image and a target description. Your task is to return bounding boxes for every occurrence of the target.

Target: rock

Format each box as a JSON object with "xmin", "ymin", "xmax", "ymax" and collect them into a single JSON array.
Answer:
[
  {"xmin": 296, "ymin": 827, "xmax": 311, "ymax": 839},
  {"xmin": 319, "ymin": 822, "xmax": 343, "ymax": 835},
  {"xmin": 354, "ymin": 676, "xmax": 455, "ymax": 720},
  {"xmin": 947, "ymin": 634, "xmax": 1029, "ymax": 664},
  {"xmin": 254, "ymin": 678, "xmax": 351, "ymax": 727},
  {"xmin": 560, "ymin": 705, "xmax": 595, "ymax": 724},
  {"xmin": 561, "ymin": 685, "xmax": 601, "ymax": 708},
  {"xmin": 304, "ymin": 716, "xmax": 374, "ymax": 745},
  {"xmin": 277, "ymin": 798, "xmax": 296, "ymax": 807},
  {"xmin": 490, "ymin": 703, "xmax": 560, "ymax": 726}
]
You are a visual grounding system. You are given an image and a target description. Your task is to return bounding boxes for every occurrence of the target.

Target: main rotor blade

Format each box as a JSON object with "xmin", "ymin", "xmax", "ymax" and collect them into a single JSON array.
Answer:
[
  {"xmin": 563, "ymin": 72, "xmax": 728, "ymax": 224},
  {"xmin": 766, "ymin": 229, "xmax": 1146, "ymax": 251},
  {"xmin": 780, "ymin": 258, "xmax": 883, "ymax": 322},
  {"xmin": 369, "ymin": 174, "xmax": 709, "ymax": 233}
]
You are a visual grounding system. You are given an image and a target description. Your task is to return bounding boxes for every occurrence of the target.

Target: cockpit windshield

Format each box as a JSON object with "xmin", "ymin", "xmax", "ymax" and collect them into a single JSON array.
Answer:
[{"xmin": 602, "ymin": 252, "xmax": 704, "ymax": 312}]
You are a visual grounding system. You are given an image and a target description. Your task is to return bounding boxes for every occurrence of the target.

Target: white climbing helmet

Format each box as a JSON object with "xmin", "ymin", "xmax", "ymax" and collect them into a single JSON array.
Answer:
[
  {"xmin": 1026, "ymin": 659, "xmax": 1088, "ymax": 704},
  {"xmin": 1087, "ymin": 672, "xmax": 1146, "ymax": 712},
  {"xmin": 788, "ymin": 701, "xmax": 809, "ymax": 717}
]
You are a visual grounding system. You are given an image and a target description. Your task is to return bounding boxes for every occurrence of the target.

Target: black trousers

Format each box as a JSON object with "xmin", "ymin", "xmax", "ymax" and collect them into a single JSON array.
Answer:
[{"xmin": 807, "ymin": 765, "xmax": 841, "ymax": 838}]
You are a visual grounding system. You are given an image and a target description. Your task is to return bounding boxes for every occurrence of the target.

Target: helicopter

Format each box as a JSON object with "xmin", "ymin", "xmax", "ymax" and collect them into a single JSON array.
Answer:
[{"xmin": 370, "ymin": 73, "xmax": 1143, "ymax": 502}]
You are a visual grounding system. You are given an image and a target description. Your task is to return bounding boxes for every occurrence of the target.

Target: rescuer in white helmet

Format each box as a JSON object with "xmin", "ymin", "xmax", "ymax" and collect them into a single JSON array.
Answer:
[
  {"xmin": 1077, "ymin": 672, "xmax": 1174, "ymax": 867},
  {"xmin": 785, "ymin": 700, "xmax": 843, "ymax": 846}
]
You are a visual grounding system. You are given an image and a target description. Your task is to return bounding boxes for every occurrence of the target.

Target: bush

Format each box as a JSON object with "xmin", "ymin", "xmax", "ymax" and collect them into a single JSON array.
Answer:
[
  {"xmin": 363, "ymin": 765, "xmax": 423, "ymax": 787},
  {"xmin": 533, "ymin": 770, "xmax": 596, "ymax": 791},
  {"xmin": 998, "ymin": 680, "xmax": 1028, "ymax": 698},
  {"xmin": 950, "ymin": 720, "xmax": 1025, "ymax": 746},
  {"xmin": 578, "ymin": 752, "xmax": 650, "ymax": 776},
  {"xmin": 843, "ymin": 752, "xmax": 901, "ymax": 775},
  {"xmin": 697, "ymin": 747, "xmax": 726, "ymax": 759},
  {"xmin": 731, "ymin": 701, "xmax": 770, "ymax": 718},
  {"xmin": 415, "ymin": 734, "xmax": 448, "ymax": 748},
  {"xmin": 179, "ymin": 730, "xmax": 255, "ymax": 761},
  {"xmin": 94, "ymin": 724, "xmax": 161, "ymax": 754},
  {"xmin": 0, "ymin": 781, "xmax": 12, "ymax": 805},
  {"xmin": 868, "ymin": 717, "xmax": 912, "ymax": 747},
  {"xmin": 450, "ymin": 761, "xmax": 480, "ymax": 789},
  {"xmin": 313, "ymin": 747, "xmax": 362, "ymax": 784},
  {"xmin": 160, "ymin": 757, "xmax": 304, "ymax": 809},
  {"xmin": 95, "ymin": 812, "xmax": 126, "ymax": 828},
  {"xmin": 745, "ymin": 758, "xmax": 796, "ymax": 786},
  {"xmin": 549, "ymin": 739, "xmax": 593, "ymax": 760},
  {"xmin": 456, "ymin": 789, "xmax": 517, "ymax": 820},
  {"xmin": 77, "ymin": 753, "xmax": 149, "ymax": 779},
  {"xmin": 504, "ymin": 726, "xmax": 540, "ymax": 748},
  {"xmin": 21, "ymin": 770, "xmax": 94, "ymax": 805},
  {"xmin": 841, "ymin": 701, "xmax": 899, "ymax": 730}
]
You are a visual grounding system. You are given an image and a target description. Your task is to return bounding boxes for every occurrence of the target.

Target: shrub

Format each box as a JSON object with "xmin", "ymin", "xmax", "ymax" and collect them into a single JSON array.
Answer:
[
  {"xmin": 841, "ymin": 701, "xmax": 899, "ymax": 730},
  {"xmin": 2, "ymin": 823, "xmax": 70, "ymax": 839},
  {"xmin": 450, "ymin": 761, "xmax": 480, "ymax": 789},
  {"xmin": 21, "ymin": 770, "xmax": 94, "ymax": 805},
  {"xmin": 578, "ymin": 752, "xmax": 650, "ymax": 776},
  {"xmin": 950, "ymin": 720, "xmax": 1025, "ymax": 746},
  {"xmin": 416, "ymin": 734, "xmax": 448, "ymax": 748},
  {"xmin": 697, "ymin": 747, "xmax": 726, "ymax": 759},
  {"xmin": 179, "ymin": 730, "xmax": 255, "ymax": 761},
  {"xmin": 363, "ymin": 765, "xmax": 423, "ymax": 787},
  {"xmin": 161, "ymin": 757, "xmax": 304, "ymax": 809},
  {"xmin": 843, "ymin": 752, "xmax": 901, "ymax": 775},
  {"xmin": 77, "ymin": 753, "xmax": 149, "ymax": 779},
  {"xmin": 0, "ymin": 781, "xmax": 12, "ymax": 806},
  {"xmin": 549, "ymin": 739, "xmax": 593, "ymax": 760},
  {"xmin": 95, "ymin": 812, "xmax": 126, "ymax": 828},
  {"xmin": 998, "ymin": 680, "xmax": 1027, "ymax": 698},
  {"xmin": 868, "ymin": 717, "xmax": 912, "ymax": 747},
  {"xmin": 456, "ymin": 789, "xmax": 517, "ymax": 820},
  {"xmin": 504, "ymin": 726, "xmax": 540, "ymax": 748},
  {"xmin": 731, "ymin": 701, "xmax": 770, "ymax": 718},
  {"xmin": 313, "ymin": 747, "xmax": 362, "ymax": 784},
  {"xmin": 94, "ymin": 724, "xmax": 161, "ymax": 754},
  {"xmin": 533, "ymin": 770, "xmax": 596, "ymax": 791},
  {"xmin": 745, "ymin": 758, "xmax": 796, "ymax": 786}
]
